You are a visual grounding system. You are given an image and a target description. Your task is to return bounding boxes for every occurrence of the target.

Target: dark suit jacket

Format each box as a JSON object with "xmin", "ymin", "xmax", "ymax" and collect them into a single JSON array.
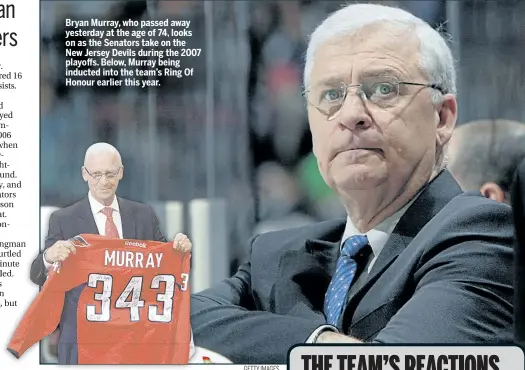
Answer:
[
  {"xmin": 31, "ymin": 196, "xmax": 166, "ymax": 285},
  {"xmin": 191, "ymin": 170, "xmax": 514, "ymax": 364}
]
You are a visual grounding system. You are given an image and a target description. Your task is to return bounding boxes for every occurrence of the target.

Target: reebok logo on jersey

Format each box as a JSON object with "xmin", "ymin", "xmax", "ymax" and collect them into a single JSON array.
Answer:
[{"xmin": 124, "ymin": 241, "xmax": 147, "ymax": 248}]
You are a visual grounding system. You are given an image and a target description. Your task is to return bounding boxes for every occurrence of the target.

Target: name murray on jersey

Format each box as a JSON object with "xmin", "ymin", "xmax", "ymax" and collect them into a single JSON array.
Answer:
[{"xmin": 104, "ymin": 249, "xmax": 163, "ymax": 268}]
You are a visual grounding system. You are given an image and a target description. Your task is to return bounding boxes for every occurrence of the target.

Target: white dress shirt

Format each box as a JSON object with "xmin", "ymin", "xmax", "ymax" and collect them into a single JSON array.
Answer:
[
  {"xmin": 87, "ymin": 192, "xmax": 123, "ymax": 239},
  {"xmin": 43, "ymin": 193, "xmax": 123, "ymax": 269},
  {"xmin": 306, "ymin": 194, "xmax": 420, "ymax": 343}
]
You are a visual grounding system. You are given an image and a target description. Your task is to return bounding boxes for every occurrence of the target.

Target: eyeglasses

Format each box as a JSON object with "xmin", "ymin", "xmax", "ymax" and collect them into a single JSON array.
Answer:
[
  {"xmin": 84, "ymin": 167, "xmax": 121, "ymax": 181},
  {"xmin": 303, "ymin": 76, "xmax": 445, "ymax": 121}
]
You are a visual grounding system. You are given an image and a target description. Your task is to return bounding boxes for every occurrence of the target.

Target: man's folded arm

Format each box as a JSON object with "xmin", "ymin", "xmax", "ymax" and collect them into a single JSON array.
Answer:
[
  {"xmin": 372, "ymin": 240, "xmax": 513, "ymax": 343},
  {"xmin": 190, "ymin": 238, "xmax": 325, "ymax": 364}
]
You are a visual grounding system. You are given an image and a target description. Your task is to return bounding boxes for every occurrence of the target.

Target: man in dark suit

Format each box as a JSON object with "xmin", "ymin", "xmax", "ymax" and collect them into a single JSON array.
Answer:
[
  {"xmin": 448, "ymin": 119, "xmax": 525, "ymax": 204},
  {"xmin": 190, "ymin": 3, "xmax": 514, "ymax": 364},
  {"xmin": 512, "ymin": 158, "xmax": 525, "ymax": 346},
  {"xmin": 31, "ymin": 142, "xmax": 166, "ymax": 286}
]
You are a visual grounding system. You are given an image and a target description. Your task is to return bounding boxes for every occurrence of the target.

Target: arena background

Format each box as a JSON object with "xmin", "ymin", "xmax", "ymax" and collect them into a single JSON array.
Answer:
[{"xmin": 39, "ymin": 0, "xmax": 525, "ymax": 363}]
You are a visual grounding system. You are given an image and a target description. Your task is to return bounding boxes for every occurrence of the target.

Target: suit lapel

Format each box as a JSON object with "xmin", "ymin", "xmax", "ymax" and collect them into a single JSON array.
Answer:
[
  {"xmin": 304, "ymin": 238, "xmax": 340, "ymax": 277},
  {"xmin": 274, "ymin": 221, "xmax": 344, "ymax": 314},
  {"xmin": 345, "ymin": 170, "xmax": 463, "ymax": 326},
  {"xmin": 77, "ymin": 197, "xmax": 99, "ymax": 235},
  {"xmin": 118, "ymin": 197, "xmax": 136, "ymax": 239}
]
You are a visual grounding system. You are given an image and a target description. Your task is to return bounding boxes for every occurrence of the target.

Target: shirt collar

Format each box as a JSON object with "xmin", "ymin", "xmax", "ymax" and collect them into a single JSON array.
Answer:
[
  {"xmin": 341, "ymin": 193, "xmax": 420, "ymax": 258},
  {"xmin": 88, "ymin": 192, "xmax": 119, "ymax": 215}
]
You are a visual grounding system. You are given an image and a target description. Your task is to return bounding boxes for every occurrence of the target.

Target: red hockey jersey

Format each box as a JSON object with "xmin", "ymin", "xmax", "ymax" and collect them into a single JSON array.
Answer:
[{"xmin": 8, "ymin": 234, "xmax": 193, "ymax": 364}]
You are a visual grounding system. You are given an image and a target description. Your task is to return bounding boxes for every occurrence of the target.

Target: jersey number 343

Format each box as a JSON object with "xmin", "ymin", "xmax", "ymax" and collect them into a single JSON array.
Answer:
[{"xmin": 86, "ymin": 273, "xmax": 189, "ymax": 323}]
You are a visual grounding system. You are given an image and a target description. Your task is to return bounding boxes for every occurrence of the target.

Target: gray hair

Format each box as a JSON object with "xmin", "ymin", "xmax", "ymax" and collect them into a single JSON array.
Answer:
[
  {"xmin": 448, "ymin": 119, "xmax": 525, "ymax": 193},
  {"xmin": 84, "ymin": 142, "xmax": 122, "ymax": 166},
  {"xmin": 303, "ymin": 3, "xmax": 457, "ymax": 104}
]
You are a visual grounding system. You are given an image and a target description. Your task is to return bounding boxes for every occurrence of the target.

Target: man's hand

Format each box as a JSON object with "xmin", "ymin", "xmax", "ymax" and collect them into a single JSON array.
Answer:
[
  {"xmin": 44, "ymin": 240, "xmax": 76, "ymax": 263},
  {"xmin": 316, "ymin": 331, "xmax": 362, "ymax": 344},
  {"xmin": 173, "ymin": 233, "xmax": 192, "ymax": 253}
]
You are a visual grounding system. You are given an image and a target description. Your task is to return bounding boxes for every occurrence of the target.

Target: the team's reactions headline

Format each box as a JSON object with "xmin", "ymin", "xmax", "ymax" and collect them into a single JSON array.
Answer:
[
  {"xmin": 290, "ymin": 346, "xmax": 524, "ymax": 370},
  {"xmin": 64, "ymin": 18, "xmax": 201, "ymax": 88},
  {"xmin": 300, "ymin": 354, "xmax": 501, "ymax": 370},
  {"xmin": 0, "ymin": 66, "xmax": 23, "ymax": 309}
]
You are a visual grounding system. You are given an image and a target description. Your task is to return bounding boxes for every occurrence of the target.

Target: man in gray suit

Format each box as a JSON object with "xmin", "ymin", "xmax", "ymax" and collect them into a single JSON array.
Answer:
[
  {"xmin": 31, "ymin": 142, "xmax": 166, "ymax": 285},
  {"xmin": 190, "ymin": 3, "xmax": 514, "ymax": 364}
]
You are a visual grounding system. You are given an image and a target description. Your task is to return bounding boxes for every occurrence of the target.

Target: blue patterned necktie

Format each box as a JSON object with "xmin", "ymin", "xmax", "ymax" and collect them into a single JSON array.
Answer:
[{"xmin": 324, "ymin": 235, "xmax": 369, "ymax": 326}]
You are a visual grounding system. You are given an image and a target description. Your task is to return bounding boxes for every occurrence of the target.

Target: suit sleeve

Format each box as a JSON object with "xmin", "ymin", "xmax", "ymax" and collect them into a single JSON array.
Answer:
[
  {"xmin": 30, "ymin": 211, "xmax": 63, "ymax": 285},
  {"xmin": 372, "ymin": 240, "xmax": 513, "ymax": 343},
  {"xmin": 190, "ymin": 237, "xmax": 324, "ymax": 364},
  {"xmin": 150, "ymin": 206, "xmax": 167, "ymax": 242}
]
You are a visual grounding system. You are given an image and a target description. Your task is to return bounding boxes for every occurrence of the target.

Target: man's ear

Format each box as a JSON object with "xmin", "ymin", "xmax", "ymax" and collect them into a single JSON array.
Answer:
[
  {"xmin": 436, "ymin": 94, "xmax": 458, "ymax": 147},
  {"xmin": 81, "ymin": 167, "xmax": 88, "ymax": 182},
  {"xmin": 480, "ymin": 182, "xmax": 506, "ymax": 203}
]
